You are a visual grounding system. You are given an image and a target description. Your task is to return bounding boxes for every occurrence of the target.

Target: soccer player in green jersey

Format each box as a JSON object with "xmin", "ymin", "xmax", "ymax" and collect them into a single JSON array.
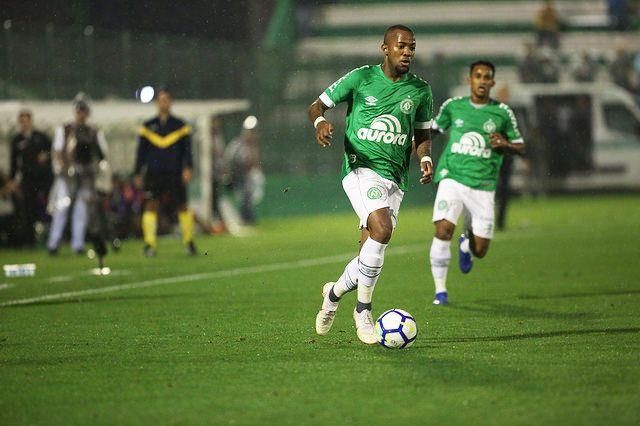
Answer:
[
  {"xmin": 429, "ymin": 60, "xmax": 525, "ymax": 305},
  {"xmin": 308, "ymin": 25, "xmax": 434, "ymax": 344}
]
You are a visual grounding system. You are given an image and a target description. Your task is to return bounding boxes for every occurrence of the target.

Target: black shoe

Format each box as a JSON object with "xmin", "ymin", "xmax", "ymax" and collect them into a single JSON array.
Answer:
[
  {"xmin": 48, "ymin": 247, "xmax": 58, "ymax": 256},
  {"xmin": 143, "ymin": 245, "xmax": 157, "ymax": 257},
  {"xmin": 186, "ymin": 241, "xmax": 197, "ymax": 256}
]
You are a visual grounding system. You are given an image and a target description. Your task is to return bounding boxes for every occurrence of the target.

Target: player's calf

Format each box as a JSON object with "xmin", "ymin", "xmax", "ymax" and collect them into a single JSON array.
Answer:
[{"xmin": 468, "ymin": 230, "xmax": 490, "ymax": 258}]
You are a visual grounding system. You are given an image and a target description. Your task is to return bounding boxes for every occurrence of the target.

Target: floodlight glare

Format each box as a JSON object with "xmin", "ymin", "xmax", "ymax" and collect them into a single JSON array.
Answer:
[{"xmin": 139, "ymin": 86, "xmax": 155, "ymax": 103}]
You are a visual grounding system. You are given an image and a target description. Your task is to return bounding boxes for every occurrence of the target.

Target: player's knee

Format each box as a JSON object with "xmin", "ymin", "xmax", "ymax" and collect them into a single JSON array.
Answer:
[
  {"xmin": 370, "ymin": 228, "xmax": 392, "ymax": 244},
  {"xmin": 435, "ymin": 228, "xmax": 453, "ymax": 240},
  {"xmin": 368, "ymin": 221, "xmax": 393, "ymax": 244},
  {"xmin": 434, "ymin": 221, "xmax": 454, "ymax": 241}
]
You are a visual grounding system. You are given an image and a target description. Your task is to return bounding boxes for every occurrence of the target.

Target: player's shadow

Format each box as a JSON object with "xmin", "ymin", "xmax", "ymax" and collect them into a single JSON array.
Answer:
[
  {"xmin": 424, "ymin": 327, "xmax": 640, "ymax": 344},
  {"xmin": 446, "ymin": 302, "xmax": 597, "ymax": 320},
  {"xmin": 516, "ymin": 288, "xmax": 640, "ymax": 300}
]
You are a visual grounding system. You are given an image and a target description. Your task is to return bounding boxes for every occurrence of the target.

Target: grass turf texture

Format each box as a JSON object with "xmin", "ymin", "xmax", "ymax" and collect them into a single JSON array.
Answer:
[{"xmin": 1, "ymin": 194, "xmax": 639, "ymax": 425}]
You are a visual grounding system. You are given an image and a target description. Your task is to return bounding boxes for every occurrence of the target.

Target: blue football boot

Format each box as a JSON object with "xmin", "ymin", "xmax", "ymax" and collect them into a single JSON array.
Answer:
[{"xmin": 433, "ymin": 291, "xmax": 448, "ymax": 305}]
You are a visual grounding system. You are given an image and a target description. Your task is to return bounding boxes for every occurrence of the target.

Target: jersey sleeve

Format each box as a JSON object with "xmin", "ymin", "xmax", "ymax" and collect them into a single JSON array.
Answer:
[
  {"xmin": 501, "ymin": 104, "xmax": 524, "ymax": 144},
  {"xmin": 96, "ymin": 129, "xmax": 108, "ymax": 160},
  {"xmin": 134, "ymin": 128, "xmax": 148, "ymax": 175},
  {"xmin": 432, "ymin": 98, "xmax": 453, "ymax": 132},
  {"xmin": 414, "ymin": 84, "xmax": 434, "ymax": 130},
  {"xmin": 180, "ymin": 127, "xmax": 193, "ymax": 170},
  {"xmin": 9, "ymin": 136, "xmax": 18, "ymax": 179},
  {"xmin": 319, "ymin": 66, "xmax": 366, "ymax": 108}
]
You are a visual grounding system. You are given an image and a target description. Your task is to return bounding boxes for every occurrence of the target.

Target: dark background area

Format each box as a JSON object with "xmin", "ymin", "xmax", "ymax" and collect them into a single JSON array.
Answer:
[{"xmin": 1, "ymin": 0, "xmax": 279, "ymax": 42}]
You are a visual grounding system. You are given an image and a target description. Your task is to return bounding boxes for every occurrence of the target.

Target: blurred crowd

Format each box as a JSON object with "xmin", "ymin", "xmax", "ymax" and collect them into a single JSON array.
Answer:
[
  {"xmin": 517, "ymin": 0, "xmax": 640, "ymax": 102},
  {"xmin": 0, "ymin": 96, "xmax": 264, "ymax": 252}
]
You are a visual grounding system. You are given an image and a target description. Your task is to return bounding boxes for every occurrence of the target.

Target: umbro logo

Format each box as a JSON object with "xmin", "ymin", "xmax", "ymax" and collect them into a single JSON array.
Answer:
[{"xmin": 365, "ymin": 96, "xmax": 378, "ymax": 106}]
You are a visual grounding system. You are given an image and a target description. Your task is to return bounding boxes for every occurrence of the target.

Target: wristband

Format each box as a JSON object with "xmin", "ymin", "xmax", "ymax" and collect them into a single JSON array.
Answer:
[
  {"xmin": 314, "ymin": 116, "xmax": 327, "ymax": 128},
  {"xmin": 420, "ymin": 155, "xmax": 432, "ymax": 164}
]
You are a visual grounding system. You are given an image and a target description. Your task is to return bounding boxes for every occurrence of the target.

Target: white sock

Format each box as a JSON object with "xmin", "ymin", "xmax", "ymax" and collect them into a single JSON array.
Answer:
[
  {"xmin": 357, "ymin": 237, "xmax": 387, "ymax": 305},
  {"xmin": 460, "ymin": 237, "xmax": 471, "ymax": 255},
  {"xmin": 462, "ymin": 209, "xmax": 472, "ymax": 232},
  {"xmin": 333, "ymin": 256, "xmax": 359, "ymax": 297},
  {"xmin": 430, "ymin": 237, "xmax": 451, "ymax": 294}
]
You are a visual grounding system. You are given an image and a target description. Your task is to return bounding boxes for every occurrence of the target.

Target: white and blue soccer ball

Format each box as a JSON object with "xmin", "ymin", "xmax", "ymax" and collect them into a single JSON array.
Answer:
[{"xmin": 375, "ymin": 308, "xmax": 418, "ymax": 349}]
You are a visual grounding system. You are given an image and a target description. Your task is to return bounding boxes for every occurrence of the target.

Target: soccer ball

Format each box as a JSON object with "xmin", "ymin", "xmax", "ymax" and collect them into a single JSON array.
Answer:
[{"xmin": 374, "ymin": 308, "xmax": 418, "ymax": 349}]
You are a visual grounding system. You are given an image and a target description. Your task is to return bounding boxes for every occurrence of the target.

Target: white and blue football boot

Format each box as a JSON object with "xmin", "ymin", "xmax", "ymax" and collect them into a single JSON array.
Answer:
[
  {"xmin": 459, "ymin": 234, "xmax": 473, "ymax": 274},
  {"xmin": 433, "ymin": 291, "xmax": 448, "ymax": 305},
  {"xmin": 315, "ymin": 282, "xmax": 338, "ymax": 335}
]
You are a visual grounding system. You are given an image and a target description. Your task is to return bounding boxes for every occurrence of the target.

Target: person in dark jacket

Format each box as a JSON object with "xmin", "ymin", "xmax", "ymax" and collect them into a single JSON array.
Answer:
[
  {"xmin": 9, "ymin": 109, "xmax": 53, "ymax": 246},
  {"xmin": 134, "ymin": 88, "xmax": 196, "ymax": 257}
]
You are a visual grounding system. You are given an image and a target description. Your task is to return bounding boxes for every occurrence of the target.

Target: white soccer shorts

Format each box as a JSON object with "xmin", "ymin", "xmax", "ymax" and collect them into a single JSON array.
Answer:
[
  {"xmin": 342, "ymin": 167, "xmax": 404, "ymax": 229},
  {"xmin": 432, "ymin": 178, "xmax": 495, "ymax": 239}
]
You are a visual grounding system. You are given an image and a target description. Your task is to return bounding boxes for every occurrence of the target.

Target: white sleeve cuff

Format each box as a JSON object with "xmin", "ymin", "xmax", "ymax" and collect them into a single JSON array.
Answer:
[
  {"xmin": 414, "ymin": 120, "xmax": 433, "ymax": 130},
  {"xmin": 511, "ymin": 138, "xmax": 524, "ymax": 144},
  {"xmin": 319, "ymin": 92, "xmax": 335, "ymax": 108},
  {"xmin": 431, "ymin": 122, "xmax": 445, "ymax": 134}
]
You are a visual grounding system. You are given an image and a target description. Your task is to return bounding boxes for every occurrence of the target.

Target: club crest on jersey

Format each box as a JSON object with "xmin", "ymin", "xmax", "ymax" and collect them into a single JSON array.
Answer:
[
  {"xmin": 454, "ymin": 118, "xmax": 464, "ymax": 128},
  {"xmin": 452, "ymin": 131, "xmax": 492, "ymax": 158},
  {"xmin": 365, "ymin": 96, "xmax": 378, "ymax": 106},
  {"xmin": 400, "ymin": 98, "xmax": 414, "ymax": 114},
  {"xmin": 367, "ymin": 186, "xmax": 385, "ymax": 200},
  {"xmin": 483, "ymin": 119, "xmax": 497, "ymax": 133},
  {"xmin": 357, "ymin": 114, "xmax": 407, "ymax": 146}
]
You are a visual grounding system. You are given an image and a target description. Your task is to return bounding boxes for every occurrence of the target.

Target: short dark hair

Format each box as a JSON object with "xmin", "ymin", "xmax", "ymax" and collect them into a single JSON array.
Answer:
[
  {"xmin": 469, "ymin": 60, "xmax": 495, "ymax": 76},
  {"xmin": 383, "ymin": 25, "xmax": 414, "ymax": 43},
  {"xmin": 18, "ymin": 108, "xmax": 32, "ymax": 118}
]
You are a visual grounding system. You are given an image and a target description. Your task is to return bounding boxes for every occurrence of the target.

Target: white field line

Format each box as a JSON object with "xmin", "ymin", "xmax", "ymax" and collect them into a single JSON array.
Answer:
[
  {"xmin": 0, "ymin": 283, "xmax": 15, "ymax": 291},
  {"xmin": 0, "ymin": 244, "xmax": 425, "ymax": 308}
]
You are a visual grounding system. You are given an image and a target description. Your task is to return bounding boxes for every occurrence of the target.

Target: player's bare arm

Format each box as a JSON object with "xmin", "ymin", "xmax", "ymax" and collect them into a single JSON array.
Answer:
[
  {"xmin": 489, "ymin": 133, "xmax": 525, "ymax": 156},
  {"xmin": 415, "ymin": 128, "xmax": 433, "ymax": 184},
  {"xmin": 308, "ymin": 98, "xmax": 334, "ymax": 147}
]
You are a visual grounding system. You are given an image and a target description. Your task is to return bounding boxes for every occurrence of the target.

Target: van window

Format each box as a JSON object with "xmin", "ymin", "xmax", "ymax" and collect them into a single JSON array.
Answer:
[{"xmin": 603, "ymin": 103, "xmax": 640, "ymax": 135}]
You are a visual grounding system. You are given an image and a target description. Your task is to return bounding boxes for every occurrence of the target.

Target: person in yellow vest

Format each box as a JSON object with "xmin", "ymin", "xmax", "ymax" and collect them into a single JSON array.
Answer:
[{"xmin": 133, "ymin": 88, "xmax": 196, "ymax": 257}]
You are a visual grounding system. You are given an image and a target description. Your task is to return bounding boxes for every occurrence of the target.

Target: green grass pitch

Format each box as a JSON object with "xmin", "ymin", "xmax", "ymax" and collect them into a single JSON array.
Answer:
[{"xmin": 1, "ymin": 194, "xmax": 639, "ymax": 425}]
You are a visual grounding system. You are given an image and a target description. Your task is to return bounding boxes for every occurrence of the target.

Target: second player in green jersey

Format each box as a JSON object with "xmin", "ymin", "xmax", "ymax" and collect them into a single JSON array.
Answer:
[
  {"xmin": 428, "ymin": 60, "xmax": 525, "ymax": 306},
  {"xmin": 433, "ymin": 96, "xmax": 523, "ymax": 191}
]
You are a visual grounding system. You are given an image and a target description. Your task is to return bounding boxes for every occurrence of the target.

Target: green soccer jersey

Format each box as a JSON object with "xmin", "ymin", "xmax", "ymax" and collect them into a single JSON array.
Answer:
[
  {"xmin": 320, "ymin": 64, "xmax": 433, "ymax": 191},
  {"xmin": 433, "ymin": 96, "xmax": 524, "ymax": 191}
]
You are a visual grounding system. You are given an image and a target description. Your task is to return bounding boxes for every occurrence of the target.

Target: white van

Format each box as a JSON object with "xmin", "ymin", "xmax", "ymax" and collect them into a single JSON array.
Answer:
[{"xmin": 450, "ymin": 82, "xmax": 640, "ymax": 192}]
